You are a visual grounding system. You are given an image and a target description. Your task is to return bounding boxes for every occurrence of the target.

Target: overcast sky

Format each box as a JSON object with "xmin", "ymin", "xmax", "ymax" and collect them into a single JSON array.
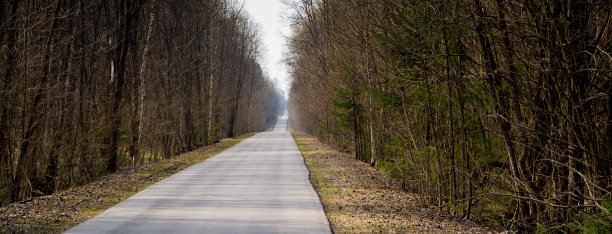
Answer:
[{"xmin": 243, "ymin": 0, "xmax": 292, "ymax": 99}]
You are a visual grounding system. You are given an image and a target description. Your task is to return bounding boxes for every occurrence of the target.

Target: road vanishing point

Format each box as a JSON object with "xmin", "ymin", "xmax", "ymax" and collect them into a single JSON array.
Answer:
[{"xmin": 65, "ymin": 115, "xmax": 331, "ymax": 234}]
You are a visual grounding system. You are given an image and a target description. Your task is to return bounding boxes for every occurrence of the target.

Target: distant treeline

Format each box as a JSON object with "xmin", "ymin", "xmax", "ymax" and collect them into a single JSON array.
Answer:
[
  {"xmin": 0, "ymin": 0, "xmax": 283, "ymax": 204},
  {"xmin": 287, "ymin": 0, "xmax": 610, "ymax": 232}
]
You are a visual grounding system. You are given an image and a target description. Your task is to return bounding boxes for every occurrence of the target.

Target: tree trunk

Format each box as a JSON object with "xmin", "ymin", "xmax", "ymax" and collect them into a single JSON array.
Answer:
[
  {"xmin": 135, "ymin": 8, "xmax": 154, "ymax": 165},
  {"xmin": 444, "ymin": 29, "xmax": 457, "ymax": 207},
  {"xmin": 457, "ymin": 79, "xmax": 472, "ymax": 219},
  {"xmin": 14, "ymin": 0, "xmax": 62, "ymax": 201},
  {"xmin": 364, "ymin": 5, "xmax": 377, "ymax": 167},
  {"xmin": 47, "ymin": 0, "xmax": 77, "ymax": 193},
  {"xmin": 473, "ymin": 0, "xmax": 526, "ymax": 225},
  {"xmin": 0, "ymin": 0, "xmax": 19, "ymax": 203},
  {"xmin": 106, "ymin": 0, "xmax": 141, "ymax": 172}
]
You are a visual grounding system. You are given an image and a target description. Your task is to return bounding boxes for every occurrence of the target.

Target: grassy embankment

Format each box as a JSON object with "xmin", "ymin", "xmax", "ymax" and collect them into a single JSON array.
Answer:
[
  {"xmin": 0, "ymin": 133, "xmax": 256, "ymax": 233},
  {"xmin": 292, "ymin": 131, "xmax": 493, "ymax": 233}
]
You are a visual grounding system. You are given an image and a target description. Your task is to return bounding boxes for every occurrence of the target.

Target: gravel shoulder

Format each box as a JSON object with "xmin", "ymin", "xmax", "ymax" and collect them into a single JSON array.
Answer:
[{"xmin": 292, "ymin": 131, "xmax": 494, "ymax": 233}]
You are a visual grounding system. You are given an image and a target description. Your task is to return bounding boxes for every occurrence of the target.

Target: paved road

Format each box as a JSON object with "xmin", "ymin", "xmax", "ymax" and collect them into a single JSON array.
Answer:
[{"xmin": 65, "ymin": 115, "xmax": 331, "ymax": 234}]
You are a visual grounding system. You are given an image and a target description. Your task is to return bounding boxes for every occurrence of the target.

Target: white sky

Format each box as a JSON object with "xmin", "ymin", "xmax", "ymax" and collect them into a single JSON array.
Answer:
[{"xmin": 243, "ymin": 0, "xmax": 292, "ymax": 99}]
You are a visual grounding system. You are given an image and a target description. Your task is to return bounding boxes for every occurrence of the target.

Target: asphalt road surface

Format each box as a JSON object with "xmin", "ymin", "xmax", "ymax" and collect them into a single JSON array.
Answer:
[{"xmin": 65, "ymin": 115, "xmax": 331, "ymax": 234}]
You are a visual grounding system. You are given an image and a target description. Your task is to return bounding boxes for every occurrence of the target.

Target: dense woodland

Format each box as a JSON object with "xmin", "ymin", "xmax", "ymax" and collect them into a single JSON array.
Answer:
[
  {"xmin": 0, "ymin": 0, "xmax": 283, "ymax": 204},
  {"xmin": 287, "ymin": 0, "xmax": 611, "ymax": 232}
]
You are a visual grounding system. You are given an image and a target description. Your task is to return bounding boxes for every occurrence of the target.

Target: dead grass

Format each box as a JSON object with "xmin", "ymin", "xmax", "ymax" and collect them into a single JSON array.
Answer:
[
  {"xmin": 292, "ymin": 131, "xmax": 494, "ymax": 233},
  {"xmin": 0, "ymin": 133, "xmax": 256, "ymax": 233}
]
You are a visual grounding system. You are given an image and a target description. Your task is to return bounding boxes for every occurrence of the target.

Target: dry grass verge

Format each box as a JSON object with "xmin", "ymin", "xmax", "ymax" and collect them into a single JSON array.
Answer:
[
  {"xmin": 0, "ymin": 133, "xmax": 256, "ymax": 233},
  {"xmin": 292, "ymin": 131, "xmax": 494, "ymax": 233}
]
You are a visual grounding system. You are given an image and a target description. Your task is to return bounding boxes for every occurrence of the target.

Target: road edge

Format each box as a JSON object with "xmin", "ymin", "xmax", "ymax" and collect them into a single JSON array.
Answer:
[
  {"xmin": 290, "ymin": 131, "xmax": 336, "ymax": 234},
  {"xmin": 0, "ymin": 133, "xmax": 257, "ymax": 233}
]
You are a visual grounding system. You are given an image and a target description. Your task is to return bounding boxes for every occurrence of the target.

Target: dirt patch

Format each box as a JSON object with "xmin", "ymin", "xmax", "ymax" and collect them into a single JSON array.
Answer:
[
  {"xmin": 292, "ymin": 131, "xmax": 495, "ymax": 233},
  {"xmin": 0, "ymin": 133, "xmax": 256, "ymax": 233}
]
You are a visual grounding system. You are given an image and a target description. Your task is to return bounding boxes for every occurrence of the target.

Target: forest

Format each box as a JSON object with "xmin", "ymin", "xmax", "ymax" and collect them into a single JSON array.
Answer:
[
  {"xmin": 0, "ymin": 0, "xmax": 283, "ymax": 204},
  {"xmin": 287, "ymin": 0, "xmax": 611, "ymax": 232}
]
